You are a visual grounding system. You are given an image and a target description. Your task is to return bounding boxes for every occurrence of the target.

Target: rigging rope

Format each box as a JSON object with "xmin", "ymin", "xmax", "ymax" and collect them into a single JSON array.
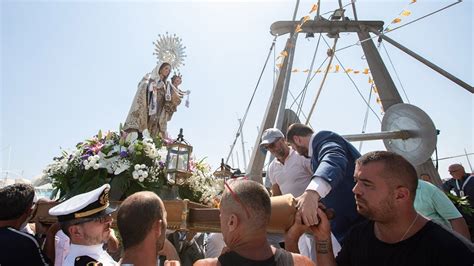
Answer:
[
  {"xmin": 323, "ymin": 36, "xmax": 383, "ymax": 123},
  {"xmin": 381, "ymin": 41, "xmax": 411, "ymax": 104},
  {"xmin": 288, "ymin": 89, "xmax": 313, "ymax": 128},
  {"xmin": 305, "ymin": 38, "xmax": 339, "ymax": 125},
  {"xmin": 289, "ymin": 56, "xmax": 330, "ymax": 111},
  {"xmin": 297, "ymin": 33, "xmax": 323, "ymax": 118},
  {"xmin": 358, "ymin": 83, "xmax": 374, "ymax": 152},
  {"xmin": 335, "ymin": 0, "xmax": 462, "ymax": 53},
  {"xmin": 226, "ymin": 36, "xmax": 278, "ymax": 164}
]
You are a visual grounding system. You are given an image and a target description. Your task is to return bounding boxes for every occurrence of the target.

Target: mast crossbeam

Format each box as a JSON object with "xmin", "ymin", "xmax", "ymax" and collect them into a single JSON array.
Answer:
[{"xmin": 270, "ymin": 20, "xmax": 384, "ymax": 36}]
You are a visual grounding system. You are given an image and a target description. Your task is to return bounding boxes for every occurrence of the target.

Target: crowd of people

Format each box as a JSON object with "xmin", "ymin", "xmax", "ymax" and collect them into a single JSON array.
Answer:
[{"xmin": 1, "ymin": 124, "xmax": 473, "ymax": 265}]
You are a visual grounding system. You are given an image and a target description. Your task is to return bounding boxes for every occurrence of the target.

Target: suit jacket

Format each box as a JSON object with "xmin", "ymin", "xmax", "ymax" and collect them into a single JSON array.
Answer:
[{"xmin": 310, "ymin": 130, "xmax": 365, "ymax": 242}]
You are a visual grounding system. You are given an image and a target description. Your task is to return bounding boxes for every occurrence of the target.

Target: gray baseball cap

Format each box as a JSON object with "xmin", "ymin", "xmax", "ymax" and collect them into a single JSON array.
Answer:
[{"xmin": 260, "ymin": 128, "xmax": 284, "ymax": 146}]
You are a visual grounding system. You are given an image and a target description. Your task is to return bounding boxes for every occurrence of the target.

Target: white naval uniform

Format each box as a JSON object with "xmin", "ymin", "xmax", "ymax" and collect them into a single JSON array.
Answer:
[{"xmin": 63, "ymin": 244, "xmax": 117, "ymax": 266}]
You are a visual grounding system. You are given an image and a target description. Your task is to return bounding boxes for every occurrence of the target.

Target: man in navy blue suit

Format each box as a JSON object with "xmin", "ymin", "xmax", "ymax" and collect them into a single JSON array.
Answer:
[{"xmin": 286, "ymin": 123, "xmax": 364, "ymax": 242}]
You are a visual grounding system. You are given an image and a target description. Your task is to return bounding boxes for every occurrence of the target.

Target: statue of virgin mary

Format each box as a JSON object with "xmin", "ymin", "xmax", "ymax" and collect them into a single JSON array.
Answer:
[{"xmin": 123, "ymin": 33, "xmax": 186, "ymax": 138}]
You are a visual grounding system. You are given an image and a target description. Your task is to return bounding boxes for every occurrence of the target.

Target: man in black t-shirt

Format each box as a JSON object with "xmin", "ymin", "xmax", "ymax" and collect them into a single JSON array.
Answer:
[
  {"xmin": 308, "ymin": 151, "xmax": 473, "ymax": 266},
  {"xmin": 0, "ymin": 183, "xmax": 50, "ymax": 266}
]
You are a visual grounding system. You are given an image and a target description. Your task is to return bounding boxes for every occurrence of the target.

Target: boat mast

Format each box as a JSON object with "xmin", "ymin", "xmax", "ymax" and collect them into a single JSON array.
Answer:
[
  {"xmin": 247, "ymin": 1, "xmax": 301, "ymax": 183},
  {"xmin": 247, "ymin": 1, "xmax": 471, "ymax": 186}
]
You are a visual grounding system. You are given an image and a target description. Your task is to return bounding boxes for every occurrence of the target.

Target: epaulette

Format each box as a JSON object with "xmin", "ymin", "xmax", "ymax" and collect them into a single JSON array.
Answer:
[{"xmin": 74, "ymin": 255, "xmax": 103, "ymax": 266}]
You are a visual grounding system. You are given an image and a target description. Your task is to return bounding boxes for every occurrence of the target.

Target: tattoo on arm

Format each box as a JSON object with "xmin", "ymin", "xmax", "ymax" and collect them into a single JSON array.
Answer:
[{"xmin": 316, "ymin": 240, "xmax": 330, "ymax": 254}]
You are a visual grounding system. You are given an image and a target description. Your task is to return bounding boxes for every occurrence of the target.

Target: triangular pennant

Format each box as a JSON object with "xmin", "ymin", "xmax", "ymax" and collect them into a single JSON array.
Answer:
[
  {"xmin": 401, "ymin": 10, "xmax": 411, "ymax": 17},
  {"xmin": 301, "ymin": 15, "xmax": 310, "ymax": 25},
  {"xmin": 309, "ymin": 4, "xmax": 318, "ymax": 14},
  {"xmin": 392, "ymin": 18, "xmax": 402, "ymax": 24}
]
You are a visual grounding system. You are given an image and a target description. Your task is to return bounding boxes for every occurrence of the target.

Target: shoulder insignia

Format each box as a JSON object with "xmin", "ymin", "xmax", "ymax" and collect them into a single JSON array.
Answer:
[{"xmin": 74, "ymin": 255, "xmax": 103, "ymax": 266}]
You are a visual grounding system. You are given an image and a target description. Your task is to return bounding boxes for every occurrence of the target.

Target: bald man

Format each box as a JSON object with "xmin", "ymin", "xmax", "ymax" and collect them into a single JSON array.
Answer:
[
  {"xmin": 194, "ymin": 180, "xmax": 314, "ymax": 266},
  {"xmin": 443, "ymin": 163, "xmax": 474, "ymax": 240},
  {"xmin": 118, "ymin": 191, "xmax": 179, "ymax": 265}
]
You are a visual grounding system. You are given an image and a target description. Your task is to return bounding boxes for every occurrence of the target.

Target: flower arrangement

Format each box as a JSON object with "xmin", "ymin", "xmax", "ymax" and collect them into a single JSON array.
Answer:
[{"xmin": 42, "ymin": 129, "xmax": 222, "ymax": 206}]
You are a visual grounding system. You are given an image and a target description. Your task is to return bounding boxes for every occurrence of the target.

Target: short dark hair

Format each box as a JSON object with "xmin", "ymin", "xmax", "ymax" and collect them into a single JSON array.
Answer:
[
  {"xmin": 117, "ymin": 192, "xmax": 164, "ymax": 249},
  {"xmin": 286, "ymin": 123, "xmax": 314, "ymax": 144},
  {"xmin": 221, "ymin": 180, "xmax": 271, "ymax": 230},
  {"xmin": 356, "ymin": 151, "xmax": 418, "ymax": 200},
  {"xmin": 0, "ymin": 183, "xmax": 35, "ymax": 220}
]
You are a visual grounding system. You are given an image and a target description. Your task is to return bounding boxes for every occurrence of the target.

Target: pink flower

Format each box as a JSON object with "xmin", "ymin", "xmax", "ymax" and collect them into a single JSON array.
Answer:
[{"xmin": 90, "ymin": 143, "xmax": 104, "ymax": 154}]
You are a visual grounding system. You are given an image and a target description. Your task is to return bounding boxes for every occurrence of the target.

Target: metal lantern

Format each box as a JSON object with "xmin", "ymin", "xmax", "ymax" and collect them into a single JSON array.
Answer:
[
  {"xmin": 213, "ymin": 158, "xmax": 233, "ymax": 179},
  {"xmin": 165, "ymin": 128, "xmax": 193, "ymax": 186},
  {"xmin": 213, "ymin": 159, "xmax": 233, "ymax": 191}
]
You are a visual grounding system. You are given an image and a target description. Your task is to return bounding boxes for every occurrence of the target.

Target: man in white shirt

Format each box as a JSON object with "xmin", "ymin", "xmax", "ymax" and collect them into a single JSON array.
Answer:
[{"xmin": 261, "ymin": 128, "xmax": 341, "ymax": 260}]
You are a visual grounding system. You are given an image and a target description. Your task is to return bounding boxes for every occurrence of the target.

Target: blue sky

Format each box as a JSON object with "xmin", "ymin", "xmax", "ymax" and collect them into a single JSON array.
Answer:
[{"xmin": 1, "ymin": 0, "xmax": 472, "ymax": 181}]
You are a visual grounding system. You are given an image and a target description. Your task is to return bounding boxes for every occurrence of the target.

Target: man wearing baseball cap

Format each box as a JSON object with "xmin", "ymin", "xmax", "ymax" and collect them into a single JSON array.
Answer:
[
  {"xmin": 49, "ymin": 184, "xmax": 117, "ymax": 265},
  {"xmin": 260, "ymin": 128, "xmax": 341, "ymax": 262}
]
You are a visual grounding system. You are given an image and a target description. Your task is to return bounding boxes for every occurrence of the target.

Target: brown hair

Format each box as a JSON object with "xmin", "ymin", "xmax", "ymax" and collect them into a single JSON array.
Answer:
[
  {"xmin": 286, "ymin": 123, "xmax": 314, "ymax": 144},
  {"xmin": 158, "ymin": 62, "xmax": 171, "ymax": 80},
  {"xmin": 0, "ymin": 183, "xmax": 35, "ymax": 220},
  {"xmin": 356, "ymin": 151, "xmax": 418, "ymax": 201},
  {"xmin": 117, "ymin": 192, "xmax": 164, "ymax": 249}
]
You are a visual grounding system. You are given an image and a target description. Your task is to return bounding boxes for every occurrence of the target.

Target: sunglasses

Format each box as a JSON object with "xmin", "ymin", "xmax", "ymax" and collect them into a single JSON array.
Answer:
[
  {"xmin": 263, "ymin": 138, "xmax": 283, "ymax": 150},
  {"xmin": 224, "ymin": 181, "xmax": 251, "ymax": 219}
]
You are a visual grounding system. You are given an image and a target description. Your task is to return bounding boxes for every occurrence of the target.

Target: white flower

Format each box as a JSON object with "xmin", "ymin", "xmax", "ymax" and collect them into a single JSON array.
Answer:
[
  {"xmin": 142, "ymin": 172, "xmax": 148, "ymax": 178},
  {"xmin": 140, "ymin": 164, "xmax": 146, "ymax": 169},
  {"xmin": 134, "ymin": 164, "xmax": 140, "ymax": 171},
  {"xmin": 114, "ymin": 160, "xmax": 130, "ymax": 175},
  {"xmin": 132, "ymin": 172, "xmax": 139, "ymax": 179},
  {"xmin": 93, "ymin": 164, "xmax": 100, "ymax": 170},
  {"xmin": 85, "ymin": 165, "xmax": 90, "ymax": 170},
  {"xmin": 138, "ymin": 177, "xmax": 145, "ymax": 182},
  {"xmin": 138, "ymin": 170, "xmax": 143, "ymax": 175}
]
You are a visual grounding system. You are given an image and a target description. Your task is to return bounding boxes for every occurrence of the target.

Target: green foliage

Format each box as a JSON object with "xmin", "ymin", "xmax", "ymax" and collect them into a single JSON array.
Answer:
[{"xmin": 446, "ymin": 192, "xmax": 474, "ymax": 216}]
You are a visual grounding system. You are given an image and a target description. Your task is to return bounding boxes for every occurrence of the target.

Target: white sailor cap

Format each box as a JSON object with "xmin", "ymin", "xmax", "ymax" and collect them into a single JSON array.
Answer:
[{"xmin": 49, "ymin": 184, "xmax": 116, "ymax": 222}]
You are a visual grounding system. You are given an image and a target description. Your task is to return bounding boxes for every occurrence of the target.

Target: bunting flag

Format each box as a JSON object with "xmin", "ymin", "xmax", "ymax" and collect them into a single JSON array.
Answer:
[
  {"xmin": 301, "ymin": 15, "xmax": 310, "ymax": 24},
  {"xmin": 368, "ymin": 77, "xmax": 373, "ymax": 84},
  {"xmin": 392, "ymin": 18, "xmax": 402, "ymax": 24},
  {"xmin": 309, "ymin": 3, "xmax": 318, "ymax": 14},
  {"xmin": 295, "ymin": 24, "xmax": 303, "ymax": 33},
  {"xmin": 384, "ymin": 0, "xmax": 416, "ymax": 32},
  {"xmin": 275, "ymin": 62, "xmax": 372, "ymax": 76},
  {"xmin": 401, "ymin": 10, "xmax": 412, "ymax": 16},
  {"xmin": 280, "ymin": 50, "xmax": 288, "ymax": 57}
]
